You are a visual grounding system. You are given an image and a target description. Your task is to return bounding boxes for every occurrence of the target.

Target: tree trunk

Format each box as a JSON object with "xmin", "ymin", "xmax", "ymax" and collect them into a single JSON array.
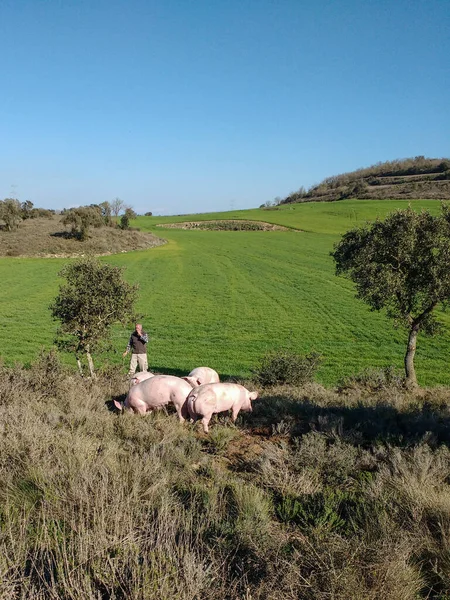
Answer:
[
  {"xmin": 86, "ymin": 349, "xmax": 96, "ymax": 378},
  {"xmin": 76, "ymin": 355, "xmax": 83, "ymax": 377},
  {"xmin": 404, "ymin": 326, "xmax": 419, "ymax": 388}
]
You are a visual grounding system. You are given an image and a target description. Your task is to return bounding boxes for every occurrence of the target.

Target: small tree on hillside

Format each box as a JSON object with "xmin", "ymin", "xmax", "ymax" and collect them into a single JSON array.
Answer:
[
  {"xmin": 61, "ymin": 206, "xmax": 104, "ymax": 240},
  {"xmin": 120, "ymin": 207, "xmax": 137, "ymax": 230},
  {"xmin": 50, "ymin": 257, "xmax": 138, "ymax": 377},
  {"xmin": 0, "ymin": 198, "xmax": 22, "ymax": 231},
  {"xmin": 120, "ymin": 213, "xmax": 130, "ymax": 230},
  {"xmin": 111, "ymin": 197, "xmax": 125, "ymax": 218},
  {"xmin": 21, "ymin": 200, "xmax": 34, "ymax": 219},
  {"xmin": 331, "ymin": 205, "xmax": 450, "ymax": 387},
  {"xmin": 124, "ymin": 206, "xmax": 137, "ymax": 219},
  {"xmin": 99, "ymin": 201, "xmax": 112, "ymax": 226}
]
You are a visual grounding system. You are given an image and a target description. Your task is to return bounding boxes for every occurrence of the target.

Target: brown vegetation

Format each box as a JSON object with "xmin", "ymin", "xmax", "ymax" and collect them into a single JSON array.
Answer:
[
  {"xmin": 0, "ymin": 215, "xmax": 165, "ymax": 257},
  {"xmin": 282, "ymin": 156, "xmax": 450, "ymax": 204},
  {"xmin": 159, "ymin": 220, "xmax": 292, "ymax": 231},
  {"xmin": 2, "ymin": 353, "xmax": 450, "ymax": 598}
]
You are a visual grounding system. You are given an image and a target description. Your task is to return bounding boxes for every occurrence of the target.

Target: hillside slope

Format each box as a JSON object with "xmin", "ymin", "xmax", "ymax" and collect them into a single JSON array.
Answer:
[
  {"xmin": 282, "ymin": 156, "xmax": 450, "ymax": 204},
  {"xmin": 0, "ymin": 215, "xmax": 164, "ymax": 257}
]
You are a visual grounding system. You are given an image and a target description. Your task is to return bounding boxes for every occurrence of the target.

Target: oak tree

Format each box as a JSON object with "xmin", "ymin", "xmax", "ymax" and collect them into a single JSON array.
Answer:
[
  {"xmin": 50, "ymin": 257, "xmax": 138, "ymax": 376},
  {"xmin": 332, "ymin": 205, "xmax": 450, "ymax": 387},
  {"xmin": 61, "ymin": 206, "xmax": 104, "ymax": 240}
]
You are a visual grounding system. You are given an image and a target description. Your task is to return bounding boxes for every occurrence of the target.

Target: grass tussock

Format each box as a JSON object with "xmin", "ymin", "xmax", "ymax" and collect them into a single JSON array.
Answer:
[{"xmin": 1, "ymin": 353, "xmax": 450, "ymax": 598}]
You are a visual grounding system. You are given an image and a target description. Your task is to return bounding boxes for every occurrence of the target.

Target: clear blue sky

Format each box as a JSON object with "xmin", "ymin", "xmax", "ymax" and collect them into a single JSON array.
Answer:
[{"xmin": 1, "ymin": 0, "xmax": 449, "ymax": 215}]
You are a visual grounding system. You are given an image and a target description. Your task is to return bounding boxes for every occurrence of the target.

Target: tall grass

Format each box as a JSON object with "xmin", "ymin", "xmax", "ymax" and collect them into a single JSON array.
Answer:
[{"xmin": 1, "ymin": 353, "xmax": 450, "ymax": 598}]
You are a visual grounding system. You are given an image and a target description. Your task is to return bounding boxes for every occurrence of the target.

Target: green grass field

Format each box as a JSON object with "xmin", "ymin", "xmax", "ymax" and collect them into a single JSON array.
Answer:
[{"xmin": 1, "ymin": 199, "xmax": 448, "ymax": 385}]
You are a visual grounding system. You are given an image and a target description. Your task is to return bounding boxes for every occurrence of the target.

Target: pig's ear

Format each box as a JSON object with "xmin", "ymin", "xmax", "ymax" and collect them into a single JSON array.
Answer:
[
  {"xmin": 183, "ymin": 377, "xmax": 195, "ymax": 387},
  {"xmin": 249, "ymin": 391, "xmax": 259, "ymax": 401},
  {"xmin": 113, "ymin": 399, "xmax": 124, "ymax": 411}
]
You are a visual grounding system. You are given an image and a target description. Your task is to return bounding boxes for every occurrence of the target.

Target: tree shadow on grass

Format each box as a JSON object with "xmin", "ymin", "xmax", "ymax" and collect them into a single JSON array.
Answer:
[
  {"xmin": 50, "ymin": 231, "xmax": 75, "ymax": 239},
  {"xmin": 241, "ymin": 392, "xmax": 450, "ymax": 448}
]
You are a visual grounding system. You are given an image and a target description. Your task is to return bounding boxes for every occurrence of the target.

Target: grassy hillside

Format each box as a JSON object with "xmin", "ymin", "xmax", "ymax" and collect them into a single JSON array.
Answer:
[
  {"xmin": 144, "ymin": 198, "xmax": 444, "ymax": 234},
  {"xmin": 0, "ymin": 199, "xmax": 448, "ymax": 386},
  {"xmin": 281, "ymin": 157, "xmax": 450, "ymax": 203}
]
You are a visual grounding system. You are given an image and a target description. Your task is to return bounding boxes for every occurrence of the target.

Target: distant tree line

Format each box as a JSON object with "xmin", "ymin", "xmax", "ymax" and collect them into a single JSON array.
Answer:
[
  {"xmin": 0, "ymin": 195, "xmax": 147, "ymax": 241},
  {"xmin": 259, "ymin": 197, "xmax": 282, "ymax": 209},
  {"xmin": 60, "ymin": 201, "xmax": 137, "ymax": 240},
  {"xmin": 0, "ymin": 199, "xmax": 55, "ymax": 231},
  {"xmin": 279, "ymin": 156, "xmax": 450, "ymax": 205}
]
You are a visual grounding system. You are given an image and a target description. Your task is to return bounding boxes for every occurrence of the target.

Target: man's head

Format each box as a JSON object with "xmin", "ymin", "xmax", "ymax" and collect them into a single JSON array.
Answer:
[{"xmin": 135, "ymin": 323, "xmax": 143, "ymax": 333}]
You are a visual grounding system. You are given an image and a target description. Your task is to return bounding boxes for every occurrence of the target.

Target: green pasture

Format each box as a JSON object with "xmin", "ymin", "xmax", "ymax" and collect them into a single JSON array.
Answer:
[
  {"xmin": 0, "ymin": 199, "xmax": 448, "ymax": 386},
  {"xmin": 142, "ymin": 198, "xmax": 444, "ymax": 234}
]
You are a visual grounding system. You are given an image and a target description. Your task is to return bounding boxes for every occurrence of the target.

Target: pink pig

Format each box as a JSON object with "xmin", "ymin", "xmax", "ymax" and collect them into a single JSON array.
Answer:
[
  {"xmin": 129, "ymin": 371, "xmax": 155, "ymax": 387},
  {"xmin": 114, "ymin": 375, "xmax": 192, "ymax": 421},
  {"xmin": 187, "ymin": 382, "xmax": 259, "ymax": 433},
  {"xmin": 183, "ymin": 366, "xmax": 220, "ymax": 387}
]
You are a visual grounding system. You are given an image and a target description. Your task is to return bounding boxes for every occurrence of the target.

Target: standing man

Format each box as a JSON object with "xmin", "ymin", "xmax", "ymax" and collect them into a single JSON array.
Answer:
[{"xmin": 123, "ymin": 323, "xmax": 149, "ymax": 374}]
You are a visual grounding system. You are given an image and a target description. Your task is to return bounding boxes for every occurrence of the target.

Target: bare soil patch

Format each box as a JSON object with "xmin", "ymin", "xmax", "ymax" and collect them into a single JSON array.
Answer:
[
  {"xmin": 0, "ymin": 216, "xmax": 165, "ymax": 257},
  {"xmin": 158, "ymin": 220, "xmax": 294, "ymax": 231}
]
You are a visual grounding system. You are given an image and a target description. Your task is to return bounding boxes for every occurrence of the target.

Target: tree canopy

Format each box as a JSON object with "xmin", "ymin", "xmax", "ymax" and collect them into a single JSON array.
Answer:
[
  {"xmin": 332, "ymin": 204, "xmax": 450, "ymax": 387},
  {"xmin": 61, "ymin": 206, "xmax": 104, "ymax": 240},
  {"xmin": 0, "ymin": 198, "xmax": 22, "ymax": 231},
  {"xmin": 111, "ymin": 197, "xmax": 125, "ymax": 218},
  {"xmin": 50, "ymin": 257, "xmax": 138, "ymax": 376}
]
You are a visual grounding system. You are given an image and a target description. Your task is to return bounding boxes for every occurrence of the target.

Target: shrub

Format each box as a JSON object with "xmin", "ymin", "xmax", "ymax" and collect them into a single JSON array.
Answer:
[
  {"xmin": 29, "ymin": 348, "xmax": 68, "ymax": 397},
  {"xmin": 252, "ymin": 349, "xmax": 322, "ymax": 386},
  {"xmin": 275, "ymin": 490, "xmax": 347, "ymax": 533},
  {"xmin": 338, "ymin": 365, "xmax": 404, "ymax": 392},
  {"xmin": 60, "ymin": 206, "xmax": 104, "ymax": 240},
  {"xmin": 30, "ymin": 207, "xmax": 55, "ymax": 219},
  {"xmin": 120, "ymin": 213, "xmax": 129, "ymax": 229},
  {"xmin": 204, "ymin": 425, "xmax": 240, "ymax": 454},
  {"xmin": 0, "ymin": 198, "xmax": 22, "ymax": 231}
]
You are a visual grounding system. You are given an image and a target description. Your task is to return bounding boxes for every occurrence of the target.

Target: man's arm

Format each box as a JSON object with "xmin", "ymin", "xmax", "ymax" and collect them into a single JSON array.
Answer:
[
  {"xmin": 123, "ymin": 335, "xmax": 133, "ymax": 356},
  {"xmin": 140, "ymin": 332, "xmax": 149, "ymax": 344}
]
